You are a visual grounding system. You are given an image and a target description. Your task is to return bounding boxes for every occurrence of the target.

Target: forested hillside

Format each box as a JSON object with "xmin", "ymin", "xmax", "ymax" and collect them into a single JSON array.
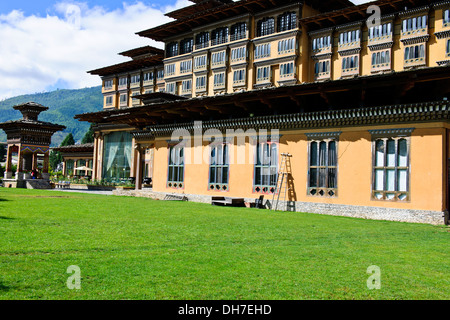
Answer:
[{"xmin": 0, "ymin": 86, "xmax": 103, "ymax": 146}]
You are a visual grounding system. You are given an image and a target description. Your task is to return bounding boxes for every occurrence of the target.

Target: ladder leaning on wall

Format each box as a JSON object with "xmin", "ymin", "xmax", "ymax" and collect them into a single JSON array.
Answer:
[{"xmin": 272, "ymin": 153, "xmax": 292, "ymax": 211}]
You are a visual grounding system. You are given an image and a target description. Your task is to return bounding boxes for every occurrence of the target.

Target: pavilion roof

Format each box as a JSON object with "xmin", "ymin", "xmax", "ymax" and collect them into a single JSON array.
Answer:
[
  {"xmin": 87, "ymin": 55, "xmax": 164, "ymax": 76},
  {"xmin": 52, "ymin": 143, "xmax": 94, "ymax": 153}
]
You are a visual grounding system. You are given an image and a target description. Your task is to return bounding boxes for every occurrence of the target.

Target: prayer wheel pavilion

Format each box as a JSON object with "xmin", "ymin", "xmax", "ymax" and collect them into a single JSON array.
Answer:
[{"xmin": 0, "ymin": 102, "xmax": 66, "ymax": 188}]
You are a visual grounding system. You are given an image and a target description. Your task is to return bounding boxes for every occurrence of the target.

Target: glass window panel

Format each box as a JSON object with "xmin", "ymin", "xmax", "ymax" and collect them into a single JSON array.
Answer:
[
  {"xmin": 310, "ymin": 168, "xmax": 318, "ymax": 188},
  {"xmin": 375, "ymin": 169, "xmax": 384, "ymax": 191},
  {"xmin": 310, "ymin": 142, "xmax": 318, "ymax": 166},
  {"xmin": 375, "ymin": 140, "xmax": 384, "ymax": 167},
  {"xmin": 222, "ymin": 167, "xmax": 229, "ymax": 184},
  {"xmin": 386, "ymin": 140, "xmax": 396, "ymax": 167},
  {"xmin": 328, "ymin": 141, "xmax": 336, "ymax": 166},
  {"xmin": 319, "ymin": 168, "xmax": 327, "ymax": 187},
  {"xmin": 319, "ymin": 142, "xmax": 327, "ymax": 166},
  {"xmin": 398, "ymin": 139, "xmax": 408, "ymax": 167},
  {"xmin": 328, "ymin": 168, "xmax": 337, "ymax": 188},
  {"xmin": 209, "ymin": 167, "xmax": 215, "ymax": 183},
  {"xmin": 397, "ymin": 169, "xmax": 408, "ymax": 192},
  {"xmin": 386, "ymin": 169, "xmax": 395, "ymax": 191}
]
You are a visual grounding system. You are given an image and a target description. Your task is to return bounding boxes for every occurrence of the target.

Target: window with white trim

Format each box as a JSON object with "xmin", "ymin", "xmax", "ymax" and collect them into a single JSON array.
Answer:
[
  {"xmin": 280, "ymin": 62, "xmax": 294, "ymax": 77},
  {"xmin": 118, "ymin": 77, "xmax": 128, "ymax": 87},
  {"xmin": 104, "ymin": 79, "xmax": 113, "ymax": 89},
  {"xmin": 181, "ymin": 80, "xmax": 192, "ymax": 94},
  {"xmin": 308, "ymin": 139, "xmax": 338, "ymax": 197},
  {"xmin": 209, "ymin": 143, "xmax": 229, "ymax": 191},
  {"xmin": 157, "ymin": 70, "xmax": 164, "ymax": 80},
  {"xmin": 167, "ymin": 144, "xmax": 184, "ymax": 188},
  {"xmin": 253, "ymin": 141, "xmax": 278, "ymax": 194},
  {"xmin": 404, "ymin": 44, "xmax": 425, "ymax": 63},
  {"xmin": 339, "ymin": 30, "xmax": 360, "ymax": 45},
  {"xmin": 278, "ymin": 38, "xmax": 295, "ymax": 54},
  {"xmin": 368, "ymin": 22, "xmax": 392, "ymax": 40},
  {"xmin": 342, "ymin": 55, "xmax": 359, "ymax": 73},
  {"xmin": 194, "ymin": 55, "xmax": 207, "ymax": 69},
  {"xmin": 402, "ymin": 15, "xmax": 427, "ymax": 34},
  {"xmin": 256, "ymin": 66, "xmax": 271, "ymax": 82},
  {"xmin": 165, "ymin": 64, "xmax": 176, "ymax": 76},
  {"xmin": 312, "ymin": 36, "xmax": 331, "ymax": 51},
  {"xmin": 255, "ymin": 43, "xmax": 271, "ymax": 59},
  {"xmin": 143, "ymin": 72, "xmax": 154, "ymax": 82},
  {"xmin": 211, "ymin": 51, "xmax": 226, "ymax": 66},
  {"xmin": 314, "ymin": 60, "xmax": 330, "ymax": 77},
  {"xmin": 130, "ymin": 74, "xmax": 140, "ymax": 85},
  {"xmin": 213, "ymin": 73, "xmax": 225, "ymax": 88},
  {"xmin": 180, "ymin": 38, "xmax": 193, "ymax": 54},
  {"xmin": 196, "ymin": 75, "xmax": 207, "ymax": 91},
  {"xmin": 444, "ymin": 9, "xmax": 450, "ymax": 26},
  {"xmin": 371, "ymin": 50, "xmax": 391, "ymax": 68},
  {"xmin": 119, "ymin": 94, "xmax": 127, "ymax": 105},
  {"xmin": 231, "ymin": 47, "xmax": 246, "ymax": 62},
  {"xmin": 166, "ymin": 82, "xmax": 176, "ymax": 94},
  {"xmin": 180, "ymin": 60, "xmax": 192, "ymax": 74},
  {"xmin": 233, "ymin": 69, "xmax": 246, "ymax": 84},
  {"xmin": 105, "ymin": 96, "xmax": 113, "ymax": 106},
  {"xmin": 373, "ymin": 137, "xmax": 410, "ymax": 201}
]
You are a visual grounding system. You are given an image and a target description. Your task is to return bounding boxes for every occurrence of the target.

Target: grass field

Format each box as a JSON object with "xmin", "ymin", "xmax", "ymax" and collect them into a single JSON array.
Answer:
[{"xmin": 0, "ymin": 188, "xmax": 448, "ymax": 300}]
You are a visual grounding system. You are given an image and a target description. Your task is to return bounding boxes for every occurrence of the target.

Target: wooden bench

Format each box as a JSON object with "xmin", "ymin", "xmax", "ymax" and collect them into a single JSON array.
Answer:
[{"xmin": 211, "ymin": 197, "xmax": 245, "ymax": 207}]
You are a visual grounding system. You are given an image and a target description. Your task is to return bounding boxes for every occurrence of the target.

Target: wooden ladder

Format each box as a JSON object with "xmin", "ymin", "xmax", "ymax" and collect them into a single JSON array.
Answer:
[{"xmin": 272, "ymin": 153, "xmax": 292, "ymax": 211}]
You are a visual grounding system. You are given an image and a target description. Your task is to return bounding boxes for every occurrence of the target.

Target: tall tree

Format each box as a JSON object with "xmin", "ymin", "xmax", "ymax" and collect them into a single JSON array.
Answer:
[{"xmin": 81, "ymin": 124, "xmax": 94, "ymax": 144}]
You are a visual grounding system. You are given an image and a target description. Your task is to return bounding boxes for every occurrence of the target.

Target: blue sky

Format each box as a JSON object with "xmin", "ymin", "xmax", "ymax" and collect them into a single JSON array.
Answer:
[{"xmin": 0, "ymin": 0, "xmax": 171, "ymax": 16}]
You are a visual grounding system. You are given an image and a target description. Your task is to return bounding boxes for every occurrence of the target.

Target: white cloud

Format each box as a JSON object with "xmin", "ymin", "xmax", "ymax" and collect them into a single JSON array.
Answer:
[
  {"xmin": 0, "ymin": 0, "xmax": 374, "ymax": 100},
  {"xmin": 0, "ymin": 1, "xmax": 173, "ymax": 100}
]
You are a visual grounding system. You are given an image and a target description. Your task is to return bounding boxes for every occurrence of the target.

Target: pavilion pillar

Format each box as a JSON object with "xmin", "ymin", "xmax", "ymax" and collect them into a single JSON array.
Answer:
[
  {"xmin": 93, "ymin": 136, "xmax": 98, "ymax": 180},
  {"xmin": 4, "ymin": 145, "xmax": 13, "ymax": 179},
  {"xmin": 16, "ymin": 147, "xmax": 23, "ymax": 180},
  {"xmin": 32, "ymin": 153, "xmax": 38, "ymax": 172},
  {"xmin": 135, "ymin": 144, "xmax": 143, "ymax": 191}
]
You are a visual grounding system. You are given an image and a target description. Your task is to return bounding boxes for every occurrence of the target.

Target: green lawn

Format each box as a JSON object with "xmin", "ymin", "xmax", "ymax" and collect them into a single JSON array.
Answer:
[{"xmin": 0, "ymin": 188, "xmax": 448, "ymax": 300}]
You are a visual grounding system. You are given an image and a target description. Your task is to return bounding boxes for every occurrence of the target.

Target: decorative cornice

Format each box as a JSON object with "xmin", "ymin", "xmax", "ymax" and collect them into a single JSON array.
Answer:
[
  {"xmin": 338, "ymin": 48, "xmax": 361, "ymax": 57},
  {"xmin": 400, "ymin": 34, "xmax": 430, "ymax": 45},
  {"xmin": 433, "ymin": 1, "xmax": 450, "ymax": 10},
  {"xmin": 252, "ymin": 30, "xmax": 300, "ymax": 45},
  {"xmin": 435, "ymin": 30, "xmax": 450, "ymax": 39},
  {"xmin": 308, "ymin": 27, "xmax": 334, "ymax": 37},
  {"xmin": 368, "ymin": 128, "xmax": 415, "ymax": 137},
  {"xmin": 437, "ymin": 60, "xmax": 450, "ymax": 66},
  {"xmin": 305, "ymin": 132, "xmax": 342, "ymax": 140},
  {"xmin": 311, "ymin": 52, "xmax": 332, "ymax": 60},
  {"xmin": 368, "ymin": 41, "xmax": 394, "ymax": 51},
  {"xmin": 132, "ymin": 101, "xmax": 450, "ymax": 139},
  {"xmin": 398, "ymin": 5, "xmax": 430, "ymax": 18},
  {"xmin": 335, "ymin": 20, "xmax": 363, "ymax": 32}
]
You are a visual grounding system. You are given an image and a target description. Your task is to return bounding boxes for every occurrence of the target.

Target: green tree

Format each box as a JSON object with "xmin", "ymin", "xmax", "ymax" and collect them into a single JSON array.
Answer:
[
  {"xmin": 61, "ymin": 133, "xmax": 75, "ymax": 147},
  {"xmin": 81, "ymin": 124, "xmax": 94, "ymax": 144}
]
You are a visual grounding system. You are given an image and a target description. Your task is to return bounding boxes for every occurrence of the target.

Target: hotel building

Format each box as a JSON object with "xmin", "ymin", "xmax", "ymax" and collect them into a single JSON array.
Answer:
[{"xmin": 76, "ymin": 0, "xmax": 450, "ymax": 225}]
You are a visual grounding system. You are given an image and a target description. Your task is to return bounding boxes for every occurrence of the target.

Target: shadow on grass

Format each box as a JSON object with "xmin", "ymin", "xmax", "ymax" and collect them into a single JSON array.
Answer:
[
  {"xmin": 0, "ymin": 281, "xmax": 12, "ymax": 293},
  {"xmin": 0, "ymin": 216, "xmax": 14, "ymax": 220},
  {"xmin": 0, "ymin": 199, "xmax": 9, "ymax": 202}
]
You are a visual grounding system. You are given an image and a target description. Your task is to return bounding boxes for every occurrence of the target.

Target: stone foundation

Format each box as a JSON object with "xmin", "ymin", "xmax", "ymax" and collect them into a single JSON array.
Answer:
[{"xmin": 112, "ymin": 189, "xmax": 447, "ymax": 226}]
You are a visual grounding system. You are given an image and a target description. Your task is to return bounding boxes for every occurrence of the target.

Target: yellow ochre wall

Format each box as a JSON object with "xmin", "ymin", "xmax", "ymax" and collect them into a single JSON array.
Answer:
[{"xmin": 149, "ymin": 124, "xmax": 446, "ymax": 212}]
